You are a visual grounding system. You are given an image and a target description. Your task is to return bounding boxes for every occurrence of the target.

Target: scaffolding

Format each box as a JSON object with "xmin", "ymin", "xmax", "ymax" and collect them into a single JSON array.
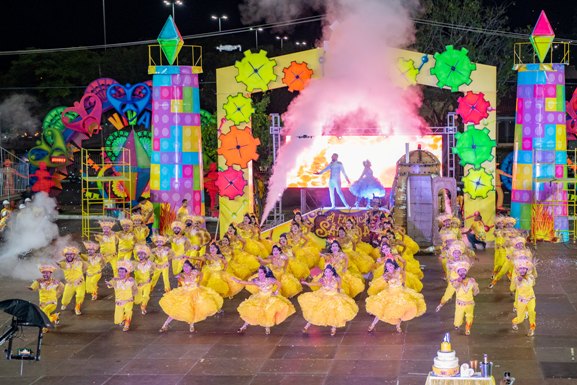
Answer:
[
  {"xmin": 81, "ymin": 148, "xmax": 132, "ymax": 239},
  {"xmin": 263, "ymin": 113, "xmax": 284, "ymax": 228},
  {"xmin": 531, "ymin": 148, "xmax": 577, "ymax": 244},
  {"xmin": 429, "ymin": 112, "xmax": 458, "ymax": 179}
]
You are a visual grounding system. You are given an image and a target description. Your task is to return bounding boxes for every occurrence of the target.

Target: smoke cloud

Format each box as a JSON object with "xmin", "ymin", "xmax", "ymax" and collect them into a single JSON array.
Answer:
[
  {"xmin": 0, "ymin": 192, "xmax": 73, "ymax": 281},
  {"xmin": 0, "ymin": 94, "xmax": 41, "ymax": 139},
  {"xmin": 251, "ymin": 0, "xmax": 428, "ymax": 223}
]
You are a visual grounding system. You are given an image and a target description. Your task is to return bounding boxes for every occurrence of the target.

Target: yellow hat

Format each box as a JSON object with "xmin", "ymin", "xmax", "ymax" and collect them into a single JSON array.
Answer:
[
  {"xmin": 98, "ymin": 219, "xmax": 116, "ymax": 229},
  {"xmin": 505, "ymin": 217, "xmax": 517, "ymax": 225},
  {"xmin": 131, "ymin": 214, "xmax": 143, "ymax": 223},
  {"xmin": 494, "ymin": 216, "xmax": 505, "ymax": 225},
  {"xmin": 117, "ymin": 260, "xmax": 133, "ymax": 273},
  {"xmin": 62, "ymin": 246, "xmax": 79, "ymax": 256},
  {"xmin": 437, "ymin": 213, "xmax": 453, "ymax": 224},
  {"xmin": 513, "ymin": 248, "xmax": 532, "ymax": 260},
  {"xmin": 120, "ymin": 218, "xmax": 133, "ymax": 227},
  {"xmin": 83, "ymin": 240, "xmax": 98, "ymax": 250},
  {"xmin": 451, "ymin": 217, "xmax": 461, "ymax": 226},
  {"xmin": 192, "ymin": 215, "xmax": 205, "ymax": 224},
  {"xmin": 510, "ymin": 236, "xmax": 526, "ymax": 247},
  {"xmin": 514, "ymin": 258, "xmax": 534, "ymax": 271},
  {"xmin": 448, "ymin": 242, "xmax": 466, "ymax": 255},
  {"xmin": 452, "ymin": 260, "xmax": 471, "ymax": 273},
  {"xmin": 171, "ymin": 221, "xmax": 184, "ymax": 230},
  {"xmin": 183, "ymin": 215, "xmax": 193, "ymax": 223},
  {"xmin": 152, "ymin": 234, "xmax": 167, "ymax": 244},
  {"xmin": 39, "ymin": 264, "xmax": 57, "ymax": 273},
  {"xmin": 134, "ymin": 245, "xmax": 151, "ymax": 257}
]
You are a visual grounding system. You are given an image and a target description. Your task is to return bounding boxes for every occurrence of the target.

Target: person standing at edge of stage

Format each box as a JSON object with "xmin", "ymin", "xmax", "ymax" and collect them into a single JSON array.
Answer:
[{"xmin": 315, "ymin": 153, "xmax": 351, "ymax": 209}]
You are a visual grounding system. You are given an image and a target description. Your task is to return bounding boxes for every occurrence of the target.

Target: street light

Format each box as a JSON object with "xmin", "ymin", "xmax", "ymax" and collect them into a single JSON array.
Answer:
[
  {"xmin": 102, "ymin": 0, "xmax": 107, "ymax": 51},
  {"xmin": 250, "ymin": 27, "xmax": 263, "ymax": 49},
  {"xmin": 163, "ymin": 0, "xmax": 183, "ymax": 21},
  {"xmin": 275, "ymin": 35, "xmax": 288, "ymax": 51},
  {"xmin": 295, "ymin": 41, "xmax": 307, "ymax": 47},
  {"xmin": 211, "ymin": 15, "xmax": 228, "ymax": 31}
]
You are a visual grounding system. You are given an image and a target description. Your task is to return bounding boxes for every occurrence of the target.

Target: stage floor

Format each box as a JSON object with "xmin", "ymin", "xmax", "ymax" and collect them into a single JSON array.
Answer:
[{"xmin": 1, "ymin": 240, "xmax": 577, "ymax": 384}]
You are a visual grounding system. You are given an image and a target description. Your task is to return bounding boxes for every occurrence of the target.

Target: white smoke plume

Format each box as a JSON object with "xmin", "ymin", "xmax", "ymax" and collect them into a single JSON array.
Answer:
[
  {"xmin": 0, "ymin": 192, "xmax": 73, "ymax": 281},
  {"xmin": 253, "ymin": 0, "xmax": 427, "ymax": 223},
  {"xmin": 0, "ymin": 94, "xmax": 41, "ymax": 139}
]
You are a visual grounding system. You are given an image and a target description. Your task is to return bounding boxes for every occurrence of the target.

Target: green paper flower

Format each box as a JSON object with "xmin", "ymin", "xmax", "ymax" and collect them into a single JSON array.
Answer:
[
  {"xmin": 234, "ymin": 50, "xmax": 277, "ymax": 92},
  {"xmin": 453, "ymin": 126, "xmax": 495, "ymax": 169},
  {"xmin": 430, "ymin": 45, "xmax": 477, "ymax": 92}
]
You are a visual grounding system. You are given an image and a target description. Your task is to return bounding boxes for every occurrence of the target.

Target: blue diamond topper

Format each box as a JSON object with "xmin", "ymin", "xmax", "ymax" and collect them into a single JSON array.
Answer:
[{"xmin": 157, "ymin": 15, "xmax": 184, "ymax": 65}]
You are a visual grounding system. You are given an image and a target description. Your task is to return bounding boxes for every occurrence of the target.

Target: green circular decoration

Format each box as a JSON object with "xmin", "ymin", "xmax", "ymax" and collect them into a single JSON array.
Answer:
[
  {"xmin": 430, "ymin": 45, "xmax": 477, "ymax": 92},
  {"xmin": 452, "ymin": 125, "xmax": 495, "ymax": 169},
  {"xmin": 234, "ymin": 50, "xmax": 277, "ymax": 92},
  {"xmin": 463, "ymin": 167, "xmax": 494, "ymax": 199},
  {"xmin": 43, "ymin": 106, "xmax": 78, "ymax": 132},
  {"xmin": 223, "ymin": 93, "xmax": 255, "ymax": 125}
]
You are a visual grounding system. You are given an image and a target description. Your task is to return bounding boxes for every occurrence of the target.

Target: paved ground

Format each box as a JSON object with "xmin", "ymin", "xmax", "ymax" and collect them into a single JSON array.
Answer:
[{"xmin": 1, "ymin": 235, "xmax": 577, "ymax": 384}]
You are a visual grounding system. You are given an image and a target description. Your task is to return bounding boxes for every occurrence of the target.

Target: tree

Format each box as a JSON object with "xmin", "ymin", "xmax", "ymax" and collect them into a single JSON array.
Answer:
[
  {"xmin": 413, "ymin": 0, "xmax": 518, "ymax": 126},
  {"xmin": 250, "ymin": 92, "xmax": 273, "ymax": 171}
]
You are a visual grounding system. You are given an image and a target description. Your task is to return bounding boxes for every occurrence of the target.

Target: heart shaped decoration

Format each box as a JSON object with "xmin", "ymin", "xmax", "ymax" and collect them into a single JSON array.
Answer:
[{"xmin": 106, "ymin": 82, "xmax": 151, "ymax": 125}]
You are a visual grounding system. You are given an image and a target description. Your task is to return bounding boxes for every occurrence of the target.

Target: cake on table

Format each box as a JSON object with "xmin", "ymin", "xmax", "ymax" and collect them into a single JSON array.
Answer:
[{"xmin": 432, "ymin": 333, "xmax": 460, "ymax": 377}]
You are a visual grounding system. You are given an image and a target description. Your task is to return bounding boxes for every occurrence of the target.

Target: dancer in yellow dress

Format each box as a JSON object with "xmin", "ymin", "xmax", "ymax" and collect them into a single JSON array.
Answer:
[
  {"xmin": 246, "ymin": 245, "xmax": 303, "ymax": 298},
  {"xmin": 394, "ymin": 228, "xmax": 423, "ymax": 280},
  {"xmin": 366, "ymin": 258, "xmax": 426, "ymax": 333},
  {"xmin": 345, "ymin": 218, "xmax": 375, "ymax": 258},
  {"xmin": 317, "ymin": 240, "xmax": 365, "ymax": 298},
  {"xmin": 336, "ymin": 226, "xmax": 373, "ymax": 274},
  {"xmin": 436, "ymin": 261, "xmax": 479, "ymax": 335},
  {"xmin": 369, "ymin": 243, "xmax": 422, "ymax": 294},
  {"xmin": 234, "ymin": 265, "xmax": 296, "ymax": 335},
  {"xmin": 489, "ymin": 235, "xmax": 528, "ymax": 288},
  {"xmin": 159, "ymin": 260, "xmax": 223, "ymax": 333},
  {"xmin": 58, "ymin": 246, "xmax": 86, "ymax": 316},
  {"xmin": 169, "ymin": 221, "xmax": 191, "ymax": 275},
  {"xmin": 227, "ymin": 224, "xmax": 260, "ymax": 279},
  {"xmin": 511, "ymin": 258, "xmax": 537, "ymax": 336},
  {"xmin": 131, "ymin": 214, "xmax": 149, "ymax": 246},
  {"xmin": 201, "ymin": 242, "xmax": 244, "ymax": 298},
  {"xmin": 287, "ymin": 222, "xmax": 320, "ymax": 268},
  {"xmin": 277, "ymin": 233, "xmax": 310, "ymax": 280},
  {"xmin": 106, "ymin": 260, "xmax": 137, "ymax": 331},
  {"xmin": 151, "ymin": 235, "xmax": 173, "ymax": 292},
  {"xmin": 29, "ymin": 264, "xmax": 64, "ymax": 326},
  {"xmin": 95, "ymin": 219, "xmax": 118, "ymax": 276},
  {"xmin": 293, "ymin": 210, "xmax": 321, "ymax": 252},
  {"xmin": 237, "ymin": 214, "xmax": 269, "ymax": 258},
  {"xmin": 133, "ymin": 245, "xmax": 155, "ymax": 315},
  {"xmin": 492, "ymin": 216, "xmax": 507, "ymax": 278},
  {"xmin": 299, "ymin": 264, "xmax": 359, "ymax": 336},
  {"xmin": 117, "ymin": 219, "xmax": 135, "ymax": 261},
  {"xmin": 184, "ymin": 215, "xmax": 211, "ymax": 266},
  {"xmin": 176, "ymin": 199, "xmax": 190, "ymax": 222},
  {"xmin": 81, "ymin": 241, "xmax": 104, "ymax": 300}
]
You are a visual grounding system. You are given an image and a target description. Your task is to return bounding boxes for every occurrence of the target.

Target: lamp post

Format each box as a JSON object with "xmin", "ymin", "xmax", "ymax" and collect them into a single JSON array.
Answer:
[
  {"xmin": 275, "ymin": 35, "xmax": 288, "ymax": 51},
  {"xmin": 163, "ymin": 0, "xmax": 183, "ymax": 21},
  {"xmin": 250, "ymin": 27, "xmax": 263, "ymax": 49},
  {"xmin": 295, "ymin": 41, "xmax": 307, "ymax": 48},
  {"xmin": 102, "ymin": 0, "xmax": 107, "ymax": 51},
  {"xmin": 211, "ymin": 15, "xmax": 228, "ymax": 31}
]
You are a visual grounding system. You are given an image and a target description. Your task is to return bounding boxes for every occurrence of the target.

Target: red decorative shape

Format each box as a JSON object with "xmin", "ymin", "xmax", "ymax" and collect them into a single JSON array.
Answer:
[
  {"xmin": 282, "ymin": 61, "xmax": 313, "ymax": 92},
  {"xmin": 533, "ymin": 10, "xmax": 554, "ymax": 36},
  {"xmin": 456, "ymin": 91, "xmax": 491, "ymax": 125},
  {"xmin": 216, "ymin": 166, "xmax": 247, "ymax": 200},
  {"xmin": 62, "ymin": 93, "xmax": 103, "ymax": 136},
  {"xmin": 217, "ymin": 126, "xmax": 261, "ymax": 168}
]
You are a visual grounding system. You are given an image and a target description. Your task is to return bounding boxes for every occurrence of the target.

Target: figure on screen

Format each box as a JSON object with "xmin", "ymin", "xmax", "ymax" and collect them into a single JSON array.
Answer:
[
  {"xmin": 349, "ymin": 160, "xmax": 386, "ymax": 208},
  {"xmin": 315, "ymin": 153, "xmax": 350, "ymax": 209}
]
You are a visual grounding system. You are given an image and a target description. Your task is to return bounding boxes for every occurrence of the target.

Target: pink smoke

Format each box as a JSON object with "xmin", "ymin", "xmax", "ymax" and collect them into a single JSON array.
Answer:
[{"xmin": 250, "ymin": 0, "xmax": 428, "ymax": 224}]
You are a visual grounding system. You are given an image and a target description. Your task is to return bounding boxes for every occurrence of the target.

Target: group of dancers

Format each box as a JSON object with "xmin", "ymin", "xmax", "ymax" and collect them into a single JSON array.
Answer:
[
  {"xmin": 28, "ymin": 206, "xmax": 537, "ymax": 337},
  {"xmin": 436, "ymin": 212, "xmax": 537, "ymax": 336}
]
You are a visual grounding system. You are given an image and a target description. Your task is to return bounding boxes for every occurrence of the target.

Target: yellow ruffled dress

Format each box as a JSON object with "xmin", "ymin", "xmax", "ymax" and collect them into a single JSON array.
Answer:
[
  {"xmin": 338, "ymin": 236, "xmax": 374, "ymax": 274},
  {"xmin": 314, "ymin": 253, "xmax": 365, "ymax": 298},
  {"xmin": 159, "ymin": 273, "xmax": 223, "ymax": 324},
  {"xmin": 237, "ymin": 279, "xmax": 296, "ymax": 327},
  {"xmin": 229, "ymin": 237, "xmax": 261, "ymax": 279},
  {"xmin": 396, "ymin": 234, "xmax": 424, "ymax": 280},
  {"xmin": 288, "ymin": 232, "xmax": 320, "ymax": 268},
  {"xmin": 365, "ymin": 270, "xmax": 426, "ymax": 325},
  {"xmin": 347, "ymin": 227, "xmax": 375, "ymax": 258},
  {"xmin": 245, "ymin": 262, "xmax": 303, "ymax": 298},
  {"xmin": 298, "ymin": 277, "xmax": 358, "ymax": 327},
  {"xmin": 201, "ymin": 257, "xmax": 244, "ymax": 298},
  {"xmin": 281, "ymin": 247, "xmax": 310, "ymax": 280},
  {"xmin": 238, "ymin": 225, "xmax": 269, "ymax": 258},
  {"xmin": 371, "ymin": 257, "xmax": 423, "ymax": 294}
]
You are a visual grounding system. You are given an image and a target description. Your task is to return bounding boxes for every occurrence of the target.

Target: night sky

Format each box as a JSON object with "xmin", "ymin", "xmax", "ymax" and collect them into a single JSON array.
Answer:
[{"xmin": 0, "ymin": 0, "xmax": 574, "ymax": 53}]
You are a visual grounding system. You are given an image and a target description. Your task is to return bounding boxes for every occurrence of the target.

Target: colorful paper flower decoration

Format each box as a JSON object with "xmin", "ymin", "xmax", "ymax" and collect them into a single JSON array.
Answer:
[
  {"xmin": 216, "ymin": 166, "xmax": 247, "ymax": 200},
  {"xmin": 282, "ymin": 61, "xmax": 313, "ymax": 92},
  {"xmin": 234, "ymin": 50, "xmax": 277, "ymax": 92},
  {"xmin": 430, "ymin": 45, "xmax": 477, "ymax": 92},
  {"xmin": 43, "ymin": 106, "xmax": 75, "ymax": 132},
  {"xmin": 463, "ymin": 167, "xmax": 494, "ymax": 199},
  {"xmin": 217, "ymin": 126, "xmax": 261, "ymax": 168},
  {"xmin": 223, "ymin": 93, "xmax": 255, "ymax": 125},
  {"xmin": 452, "ymin": 126, "xmax": 495, "ymax": 169},
  {"xmin": 397, "ymin": 58, "xmax": 420, "ymax": 86},
  {"xmin": 456, "ymin": 91, "xmax": 491, "ymax": 125}
]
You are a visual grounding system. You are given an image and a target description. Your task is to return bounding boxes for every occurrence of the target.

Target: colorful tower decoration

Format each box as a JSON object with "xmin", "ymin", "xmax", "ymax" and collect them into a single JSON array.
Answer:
[
  {"xmin": 511, "ymin": 11, "xmax": 568, "ymax": 240},
  {"xmin": 149, "ymin": 16, "xmax": 204, "ymax": 215}
]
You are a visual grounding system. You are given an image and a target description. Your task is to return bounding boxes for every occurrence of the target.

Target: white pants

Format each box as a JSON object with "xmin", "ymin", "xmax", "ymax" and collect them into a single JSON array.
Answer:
[{"xmin": 328, "ymin": 180, "xmax": 348, "ymax": 208}]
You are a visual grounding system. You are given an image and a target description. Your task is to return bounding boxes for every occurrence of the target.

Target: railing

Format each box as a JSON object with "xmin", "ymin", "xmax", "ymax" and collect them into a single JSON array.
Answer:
[{"xmin": 0, "ymin": 147, "xmax": 29, "ymax": 200}]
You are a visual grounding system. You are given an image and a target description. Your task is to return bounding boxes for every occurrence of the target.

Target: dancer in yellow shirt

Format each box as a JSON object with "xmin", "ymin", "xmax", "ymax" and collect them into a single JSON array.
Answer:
[
  {"xmin": 117, "ymin": 219, "xmax": 135, "ymax": 261},
  {"xmin": 511, "ymin": 258, "xmax": 537, "ymax": 336},
  {"xmin": 95, "ymin": 219, "xmax": 118, "ymax": 276},
  {"xmin": 81, "ymin": 241, "xmax": 104, "ymax": 300},
  {"xmin": 132, "ymin": 214, "xmax": 150, "ymax": 246},
  {"xmin": 151, "ymin": 235, "xmax": 173, "ymax": 292},
  {"xmin": 58, "ymin": 246, "xmax": 86, "ymax": 316},
  {"xmin": 436, "ymin": 261, "xmax": 479, "ymax": 335},
  {"xmin": 170, "ymin": 221, "xmax": 191, "ymax": 275},
  {"xmin": 133, "ymin": 245, "xmax": 155, "ymax": 315},
  {"xmin": 29, "ymin": 265, "xmax": 64, "ymax": 327},
  {"xmin": 176, "ymin": 199, "xmax": 190, "ymax": 223},
  {"xmin": 106, "ymin": 260, "xmax": 137, "ymax": 332}
]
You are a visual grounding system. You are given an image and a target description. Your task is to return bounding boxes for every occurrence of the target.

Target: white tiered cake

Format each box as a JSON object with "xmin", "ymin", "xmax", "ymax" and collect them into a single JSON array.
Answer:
[{"xmin": 432, "ymin": 334, "xmax": 460, "ymax": 377}]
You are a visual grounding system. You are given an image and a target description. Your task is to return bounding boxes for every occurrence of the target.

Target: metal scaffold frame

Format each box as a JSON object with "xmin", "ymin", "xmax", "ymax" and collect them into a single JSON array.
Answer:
[
  {"xmin": 429, "ymin": 112, "xmax": 458, "ymax": 179},
  {"xmin": 81, "ymin": 148, "xmax": 132, "ymax": 239},
  {"xmin": 263, "ymin": 113, "xmax": 284, "ymax": 228}
]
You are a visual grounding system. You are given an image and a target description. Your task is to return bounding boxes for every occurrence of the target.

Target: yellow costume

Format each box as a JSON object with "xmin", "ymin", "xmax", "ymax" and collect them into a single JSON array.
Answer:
[
  {"xmin": 29, "ymin": 265, "xmax": 63, "ymax": 324},
  {"xmin": 151, "ymin": 236, "xmax": 173, "ymax": 292},
  {"xmin": 107, "ymin": 260, "xmax": 137, "ymax": 331},
  {"xmin": 117, "ymin": 219, "xmax": 135, "ymax": 261},
  {"xmin": 366, "ymin": 269, "xmax": 426, "ymax": 326},
  {"xmin": 337, "ymin": 234, "xmax": 373, "ymax": 274},
  {"xmin": 170, "ymin": 226, "xmax": 191, "ymax": 275},
  {"xmin": 287, "ymin": 229, "xmax": 320, "ymax": 268},
  {"xmin": 439, "ymin": 261, "xmax": 479, "ymax": 335},
  {"xmin": 346, "ymin": 225, "xmax": 375, "ymax": 258},
  {"xmin": 511, "ymin": 259, "xmax": 536, "ymax": 336},
  {"xmin": 229, "ymin": 235, "xmax": 260, "ymax": 279},
  {"xmin": 159, "ymin": 271, "xmax": 223, "ymax": 324},
  {"xmin": 176, "ymin": 205, "xmax": 190, "ymax": 223},
  {"xmin": 132, "ymin": 214, "xmax": 150, "ymax": 245},
  {"xmin": 316, "ymin": 252, "xmax": 365, "ymax": 298},
  {"xmin": 237, "ymin": 278, "xmax": 295, "ymax": 328},
  {"xmin": 201, "ymin": 255, "xmax": 244, "ymax": 298},
  {"xmin": 58, "ymin": 247, "xmax": 86, "ymax": 315},
  {"xmin": 81, "ymin": 241, "xmax": 104, "ymax": 300},
  {"xmin": 246, "ymin": 254, "xmax": 303, "ymax": 298},
  {"xmin": 95, "ymin": 222, "xmax": 118, "ymax": 275},
  {"xmin": 370, "ymin": 254, "xmax": 423, "ymax": 294},
  {"xmin": 237, "ymin": 222, "xmax": 269, "ymax": 258},
  {"xmin": 134, "ymin": 245, "xmax": 155, "ymax": 314},
  {"xmin": 298, "ymin": 276, "xmax": 358, "ymax": 328}
]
